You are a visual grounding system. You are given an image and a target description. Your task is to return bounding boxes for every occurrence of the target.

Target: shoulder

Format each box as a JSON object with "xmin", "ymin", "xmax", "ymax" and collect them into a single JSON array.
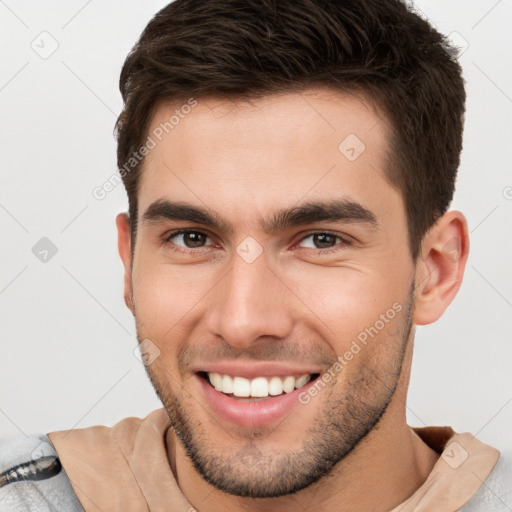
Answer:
[
  {"xmin": 0, "ymin": 411, "xmax": 167, "ymax": 512},
  {"xmin": 45, "ymin": 409, "xmax": 170, "ymax": 511},
  {"xmin": 0, "ymin": 434, "xmax": 84, "ymax": 512},
  {"xmin": 47, "ymin": 408, "xmax": 167, "ymax": 461},
  {"xmin": 460, "ymin": 447, "xmax": 512, "ymax": 511}
]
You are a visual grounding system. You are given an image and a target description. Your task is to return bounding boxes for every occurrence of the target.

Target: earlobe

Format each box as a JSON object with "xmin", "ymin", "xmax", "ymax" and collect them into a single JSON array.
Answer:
[
  {"xmin": 413, "ymin": 211, "xmax": 469, "ymax": 325},
  {"xmin": 115, "ymin": 213, "xmax": 134, "ymax": 314}
]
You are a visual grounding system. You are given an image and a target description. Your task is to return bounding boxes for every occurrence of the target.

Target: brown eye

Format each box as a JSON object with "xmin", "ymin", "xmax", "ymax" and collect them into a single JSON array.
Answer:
[
  {"xmin": 299, "ymin": 232, "xmax": 347, "ymax": 250},
  {"xmin": 165, "ymin": 230, "xmax": 211, "ymax": 248},
  {"xmin": 312, "ymin": 233, "xmax": 337, "ymax": 249}
]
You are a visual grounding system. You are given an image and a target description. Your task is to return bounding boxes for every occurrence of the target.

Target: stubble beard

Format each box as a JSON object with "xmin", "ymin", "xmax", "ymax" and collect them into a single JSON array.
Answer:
[{"xmin": 137, "ymin": 290, "xmax": 414, "ymax": 498}]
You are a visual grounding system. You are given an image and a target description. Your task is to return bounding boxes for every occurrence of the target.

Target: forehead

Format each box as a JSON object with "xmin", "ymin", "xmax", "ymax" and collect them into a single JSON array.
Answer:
[{"xmin": 137, "ymin": 89, "xmax": 402, "ymax": 230}]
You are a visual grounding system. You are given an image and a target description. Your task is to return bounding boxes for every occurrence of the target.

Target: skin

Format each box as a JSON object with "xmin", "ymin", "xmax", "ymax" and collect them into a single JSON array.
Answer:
[{"xmin": 116, "ymin": 88, "xmax": 469, "ymax": 512}]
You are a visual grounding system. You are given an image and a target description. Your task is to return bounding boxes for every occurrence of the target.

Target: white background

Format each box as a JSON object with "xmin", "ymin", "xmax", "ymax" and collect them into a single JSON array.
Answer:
[{"xmin": 1, "ymin": 0, "xmax": 511, "ymax": 458}]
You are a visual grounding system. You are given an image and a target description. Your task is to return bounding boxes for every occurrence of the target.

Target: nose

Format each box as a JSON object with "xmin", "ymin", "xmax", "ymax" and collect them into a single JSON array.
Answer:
[{"xmin": 204, "ymin": 248, "xmax": 294, "ymax": 349}]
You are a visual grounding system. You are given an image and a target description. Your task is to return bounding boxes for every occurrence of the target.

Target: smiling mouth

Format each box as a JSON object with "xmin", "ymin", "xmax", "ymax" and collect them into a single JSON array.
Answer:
[{"xmin": 197, "ymin": 371, "xmax": 321, "ymax": 400}]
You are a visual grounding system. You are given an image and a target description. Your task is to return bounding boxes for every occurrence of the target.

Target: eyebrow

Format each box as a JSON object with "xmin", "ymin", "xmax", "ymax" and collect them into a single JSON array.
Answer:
[{"xmin": 142, "ymin": 198, "xmax": 379, "ymax": 233}]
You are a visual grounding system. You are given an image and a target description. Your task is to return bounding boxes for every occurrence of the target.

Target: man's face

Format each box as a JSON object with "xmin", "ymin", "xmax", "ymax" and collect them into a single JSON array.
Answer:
[{"xmin": 125, "ymin": 89, "xmax": 417, "ymax": 497}]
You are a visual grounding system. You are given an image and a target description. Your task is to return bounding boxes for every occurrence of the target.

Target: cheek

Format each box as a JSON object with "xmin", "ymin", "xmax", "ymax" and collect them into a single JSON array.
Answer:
[
  {"xmin": 131, "ymin": 260, "xmax": 214, "ymax": 338},
  {"xmin": 287, "ymin": 265, "xmax": 403, "ymax": 344},
  {"xmin": 330, "ymin": 303, "xmax": 410, "ymax": 409}
]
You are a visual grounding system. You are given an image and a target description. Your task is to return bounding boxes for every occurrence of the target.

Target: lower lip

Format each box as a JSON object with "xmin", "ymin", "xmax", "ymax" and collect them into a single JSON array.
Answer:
[{"xmin": 196, "ymin": 374, "xmax": 316, "ymax": 428}]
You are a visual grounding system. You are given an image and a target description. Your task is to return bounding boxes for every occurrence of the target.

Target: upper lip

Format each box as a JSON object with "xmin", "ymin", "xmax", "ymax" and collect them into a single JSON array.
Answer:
[{"xmin": 192, "ymin": 361, "xmax": 322, "ymax": 380}]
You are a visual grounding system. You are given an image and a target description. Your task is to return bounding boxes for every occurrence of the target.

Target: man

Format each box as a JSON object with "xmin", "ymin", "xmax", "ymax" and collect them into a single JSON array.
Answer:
[{"xmin": 1, "ymin": 0, "xmax": 509, "ymax": 510}]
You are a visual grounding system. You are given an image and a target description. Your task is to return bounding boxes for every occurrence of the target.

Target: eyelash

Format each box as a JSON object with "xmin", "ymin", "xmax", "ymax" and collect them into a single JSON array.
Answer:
[{"xmin": 162, "ymin": 229, "xmax": 352, "ymax": 256}]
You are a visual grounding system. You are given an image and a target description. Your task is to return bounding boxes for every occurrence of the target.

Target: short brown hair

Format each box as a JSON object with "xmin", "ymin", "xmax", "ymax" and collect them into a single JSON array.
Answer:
[{"xmin": 116, "ymin": 0, "xmax": 466, "ymax": 260}]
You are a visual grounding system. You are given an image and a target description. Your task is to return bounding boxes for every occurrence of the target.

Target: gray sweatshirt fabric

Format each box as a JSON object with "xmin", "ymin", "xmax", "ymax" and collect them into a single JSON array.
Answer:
[
  {"xmin": 458, "ymin": 448, "xmax": 512, "ymax": 511},
  {"xmin": 1, "ymin": 433, "xmax": 511, "ymax": 511},
  {"xmin": 0, "ymin": 434, "xmax": 84, "ymax": 512}
]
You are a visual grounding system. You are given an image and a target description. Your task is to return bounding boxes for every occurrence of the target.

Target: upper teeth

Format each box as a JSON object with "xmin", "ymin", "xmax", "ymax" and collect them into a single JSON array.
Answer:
[{"xmin": 207, "ymin": 373, "xmax": 312, "ymax": 397}]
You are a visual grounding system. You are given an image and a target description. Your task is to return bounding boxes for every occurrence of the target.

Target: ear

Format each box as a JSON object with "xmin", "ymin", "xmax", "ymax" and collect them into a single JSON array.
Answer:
[
  {"xmin": 413, "ymin": 211, "xmax": 469, "ymax": 325},
  {"xmin": 116, "ymin": 213, "xmax": 134, "ymax": 314}
]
